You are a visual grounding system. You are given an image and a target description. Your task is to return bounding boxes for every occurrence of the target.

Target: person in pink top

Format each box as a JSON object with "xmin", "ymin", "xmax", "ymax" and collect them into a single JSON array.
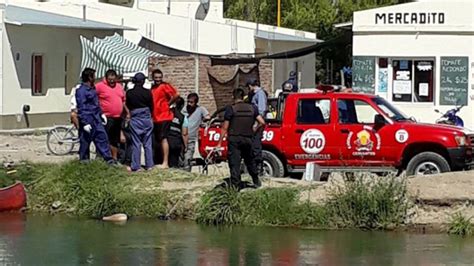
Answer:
[{"xmin": 95, "ymin": 69, "xmax": 128, "ymax": 160}]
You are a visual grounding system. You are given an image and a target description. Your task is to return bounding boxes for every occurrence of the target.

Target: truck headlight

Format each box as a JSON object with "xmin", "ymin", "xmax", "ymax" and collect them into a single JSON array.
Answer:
[{"xmin": 455, "ymin": 135, "xmax": 468, "ymax": 146}]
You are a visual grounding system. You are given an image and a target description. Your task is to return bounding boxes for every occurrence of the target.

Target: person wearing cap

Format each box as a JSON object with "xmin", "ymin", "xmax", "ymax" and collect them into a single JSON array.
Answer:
[
  {"xmin": 281, "ymin": 71, "xmax": 299, "ymax": 92},
  {"xmin": 247, "ymin": 78, "xmax": 267, "ymax": 176},
  {"xmin": 75, "ymin": 68, "xmax": 115, "ymax": 164},
  {"xmin": 125, "ymin": 72, "xmax": 154, "ymax": 172}
]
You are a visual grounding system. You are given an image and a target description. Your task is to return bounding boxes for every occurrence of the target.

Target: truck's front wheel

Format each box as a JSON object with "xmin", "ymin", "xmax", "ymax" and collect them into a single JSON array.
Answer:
[
  {"xmin": 262, "ymin": 150, "xmax": 285, "ymax": 177},
  {"xmin": 406, "ymin": 152, "xmax": 451, "ymax": 176}
]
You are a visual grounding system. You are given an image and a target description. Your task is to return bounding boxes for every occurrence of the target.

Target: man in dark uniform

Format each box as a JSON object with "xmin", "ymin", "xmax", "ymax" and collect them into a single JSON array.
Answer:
[
  {"xmin": 75, "ymin": 68, "xmax": 114, "ymax": 164},
  {"xmin": 217, "ymin": 88, "xmax": 266, "ymax": 189}
]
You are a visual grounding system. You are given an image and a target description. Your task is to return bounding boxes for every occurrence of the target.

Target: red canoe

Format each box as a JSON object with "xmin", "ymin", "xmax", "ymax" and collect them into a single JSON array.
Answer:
[{"xmin": 0, "ymin": 182, "xmax": 27, "ymax": 212}]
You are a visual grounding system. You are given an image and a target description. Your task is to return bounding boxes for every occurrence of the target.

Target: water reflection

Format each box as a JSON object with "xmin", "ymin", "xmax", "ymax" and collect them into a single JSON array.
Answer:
[{"xmin": 1, "ymin": 214, "xmax": 474, "ymax": 265}]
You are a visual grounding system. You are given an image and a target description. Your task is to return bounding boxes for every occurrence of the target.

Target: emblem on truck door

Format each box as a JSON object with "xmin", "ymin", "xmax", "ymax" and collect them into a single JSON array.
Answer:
[
  {"xmin": 346, "ymin": 129, "xmax": 381, "ymax": 156},
  {"xmin": 300, "ymin": 129, "xmax": 326, "ymax": 154},
  {"xmin": 355, "ymin": 130, "xmax": 374, "ymax": 151}
]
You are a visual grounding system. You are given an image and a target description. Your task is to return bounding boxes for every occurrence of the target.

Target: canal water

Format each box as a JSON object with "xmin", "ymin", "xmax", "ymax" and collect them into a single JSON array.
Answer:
[{"xmin": 1, "ymin": 213, "xmax": 474, "ymax": 265}]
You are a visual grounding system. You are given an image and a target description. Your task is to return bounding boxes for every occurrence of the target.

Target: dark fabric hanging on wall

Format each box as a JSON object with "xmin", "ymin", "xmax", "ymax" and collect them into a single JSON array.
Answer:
[{"xmin": 208, "ymin": 65, "xmax": 259, "ymax": 110}]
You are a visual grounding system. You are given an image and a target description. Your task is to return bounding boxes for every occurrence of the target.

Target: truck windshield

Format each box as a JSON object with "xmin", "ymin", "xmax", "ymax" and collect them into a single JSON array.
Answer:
[{"xmin": 371, "ymin": 97, "xmax": 409, "ymax": 121}]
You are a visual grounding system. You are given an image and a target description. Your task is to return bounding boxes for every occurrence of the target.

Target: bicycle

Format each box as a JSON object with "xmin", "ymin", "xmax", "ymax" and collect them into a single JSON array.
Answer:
[{"xmin": 46, "ymin": 125, "xmax": 95, "ymax": 156}]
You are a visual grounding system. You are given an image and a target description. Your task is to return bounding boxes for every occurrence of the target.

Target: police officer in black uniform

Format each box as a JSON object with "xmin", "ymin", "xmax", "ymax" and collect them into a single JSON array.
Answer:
[{"xmin": 217, "ymin": 88, "xmax": 266, "ymax": 189}]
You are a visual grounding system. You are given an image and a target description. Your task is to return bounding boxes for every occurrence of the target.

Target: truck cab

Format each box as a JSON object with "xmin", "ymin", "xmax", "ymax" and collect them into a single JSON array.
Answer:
[{"xmin": 198, "ymin": 91, "xmax": 474, "ymax": 177}]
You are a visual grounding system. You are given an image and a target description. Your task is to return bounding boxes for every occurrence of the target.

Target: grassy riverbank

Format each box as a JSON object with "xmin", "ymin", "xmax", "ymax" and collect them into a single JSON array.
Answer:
[
  {"xmin": 196, "ymin": 175, "xmax": 410, "ymax": 230},
  {"xmin": 2, "ymin": 160, "xmax": 413, "ymax": 231}
]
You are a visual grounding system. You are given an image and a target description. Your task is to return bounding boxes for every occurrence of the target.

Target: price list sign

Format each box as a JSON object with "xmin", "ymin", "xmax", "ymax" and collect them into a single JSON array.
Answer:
[
  {"xmin": 440, "ymin": 57, "xmax": 469, "ymax": 106},
  {"xmin": 352, "ymin": 56, "xmax": 376, "ymax": 94}
]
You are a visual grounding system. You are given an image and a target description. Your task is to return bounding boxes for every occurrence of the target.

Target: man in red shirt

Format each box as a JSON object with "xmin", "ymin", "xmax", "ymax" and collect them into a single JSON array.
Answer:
[
  {"xmin": 96, "ymin": 69, "xmax": 128, "ymax": 160},
  {"xmin": 151, "ymin": 69, "xmax": 179, "ymax": 169}
]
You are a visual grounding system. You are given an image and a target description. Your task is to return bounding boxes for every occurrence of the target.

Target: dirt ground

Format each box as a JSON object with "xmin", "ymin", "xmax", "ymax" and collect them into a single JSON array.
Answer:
[
  {"xmin": 0, "ymin": 134, "xmax": 228, "ymax": 175},
  {"xmin": 0, "ymin": 134, "xmax": 75, "ymax": 163},
  {"xmin": 2, "ymin": 134, "xmax": 474, "ymax": 226}
]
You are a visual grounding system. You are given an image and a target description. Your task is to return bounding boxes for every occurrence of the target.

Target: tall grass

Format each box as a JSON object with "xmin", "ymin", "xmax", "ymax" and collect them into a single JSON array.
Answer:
[
  {"xmin": 196, "ymin": 187, "xmax": 329, "ymax": 227},
  {"xmin": 196, "ymin": 186, "xmax": 242, "ymax": 225},
  {"xmin": 448, "ymin": 213, "xmax": 473, "ymax": 236},
  {"xmin": 326, "ymin": 175, "xmax": 411, "ymax": 229},
  {"xmin": 196, "ymin": 175, "xmax": 410, "ymax": 230},
  {"xmin": 7, "ymin": 160, "xmax": 170, "ymax": 218},
  {"xmin": 4, "ymin": 161, "xmax": 411, "ymax": 230}
]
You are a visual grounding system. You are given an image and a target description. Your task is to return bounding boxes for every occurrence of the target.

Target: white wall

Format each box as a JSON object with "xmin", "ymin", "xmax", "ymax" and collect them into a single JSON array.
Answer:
[
  {"xmin": 138, "ymin": 0, "xmax": 224, "ymax": 22},
  {"xmin": 260, "ymin": 40, "xmax": 316, "ymax": 91},
  {"xmin": 2, "ymin": 24, "xmax": 115, "ymax": 115},
  {"xmin": 10, "ymin": 1, "xmax": 317, "ymax": 55},
  {"xmin": 353, "ymin": 0, "xmax": 474, "ymax": 33},
  {"xmin": 353, "ymin": 1, "xmax": 474, "ymax": 129}
]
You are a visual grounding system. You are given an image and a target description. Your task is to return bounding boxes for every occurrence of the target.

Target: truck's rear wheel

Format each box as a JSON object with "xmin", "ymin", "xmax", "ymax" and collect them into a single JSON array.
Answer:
[
  {"xmin": 406, "ymin": 152, "xmax": 451, "ymax": 176},
  {"xmin": 262, "ymin": 150, "xmax": 285, "ymax": 177}
]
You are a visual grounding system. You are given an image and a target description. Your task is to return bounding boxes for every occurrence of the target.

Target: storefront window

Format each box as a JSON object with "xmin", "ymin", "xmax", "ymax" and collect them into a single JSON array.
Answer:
[
  {"xmin": 414, "ymin": 61, "xmax": 434, "ymax": 102},
  {"xmin": 392, "ymin": 59, "xmax": 434, "ymax": 103}
]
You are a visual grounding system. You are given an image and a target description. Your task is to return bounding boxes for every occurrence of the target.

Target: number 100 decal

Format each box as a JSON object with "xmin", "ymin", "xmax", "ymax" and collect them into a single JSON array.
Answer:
[{"xmin": 300, "ymin": 129, "xmax": 326, "ymax": 154}]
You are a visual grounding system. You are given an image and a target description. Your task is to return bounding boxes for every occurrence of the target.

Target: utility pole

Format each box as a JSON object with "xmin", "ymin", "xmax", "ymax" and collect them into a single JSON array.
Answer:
[{"xmin": 277, "ymin": 0, "xmax": 281, "ymax": 27}]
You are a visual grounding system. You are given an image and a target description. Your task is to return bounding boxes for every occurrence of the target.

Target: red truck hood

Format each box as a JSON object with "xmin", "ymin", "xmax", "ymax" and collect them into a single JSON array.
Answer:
[{"xmin": 400, "ymin": 121, "xmax": 474, "ymax": 135}]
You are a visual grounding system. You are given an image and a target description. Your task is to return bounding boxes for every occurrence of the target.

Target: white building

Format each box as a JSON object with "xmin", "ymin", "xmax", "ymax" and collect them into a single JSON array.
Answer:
[
  {"xmin": 0, "ymin": 0, "xmax": 319, "ymax": 129},
  {"xmin": 352, "ymin": 0, "xmax": 474, "ymax": 129}
]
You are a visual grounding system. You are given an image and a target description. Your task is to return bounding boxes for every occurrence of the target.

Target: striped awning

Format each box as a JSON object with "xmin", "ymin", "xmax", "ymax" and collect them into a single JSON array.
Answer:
[{"xmin": 80, "ymin": 33, "xmax": 164, "ymax": 78}]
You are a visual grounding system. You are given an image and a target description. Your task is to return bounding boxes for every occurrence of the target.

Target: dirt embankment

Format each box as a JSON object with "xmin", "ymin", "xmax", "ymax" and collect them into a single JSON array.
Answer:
[{"xmin": 2, "ymin": 134, "xmax": 474, "ymax": 227}]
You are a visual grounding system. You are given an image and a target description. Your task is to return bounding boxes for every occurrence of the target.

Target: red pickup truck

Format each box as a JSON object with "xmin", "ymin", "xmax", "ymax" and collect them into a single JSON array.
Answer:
[{"xmin": 198, "ymin": 91, "xmax": 474, "ymax": 177}]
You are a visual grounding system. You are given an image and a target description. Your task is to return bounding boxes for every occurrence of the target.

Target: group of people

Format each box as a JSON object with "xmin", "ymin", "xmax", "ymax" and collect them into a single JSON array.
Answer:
[
  {"xmin": 71, "ymin": 68, "xmax": 210, "ymax": 172},
  {"xmin": 71, "ymin": 67, "xmax": 270, "ymax": 189}
]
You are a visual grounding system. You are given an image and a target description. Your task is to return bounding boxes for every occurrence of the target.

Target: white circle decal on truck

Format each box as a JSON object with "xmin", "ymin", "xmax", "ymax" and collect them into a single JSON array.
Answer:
[
  {"xmin": 395, "ymin": 129, "xmax": 409, "ymax": 143},
  {"xmin": 300, "ymin": 129, "xmax": 326, "ymax": 154}
]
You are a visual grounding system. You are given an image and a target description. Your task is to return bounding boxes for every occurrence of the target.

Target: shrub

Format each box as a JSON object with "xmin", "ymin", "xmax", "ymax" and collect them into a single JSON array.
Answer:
[
  {"xmin": 448, "ymin": 213, "xmax": 473, "ymax": 236},
  {"xmin": 324, "ymin": 175, "xmax": 410, "ymax": 230},
  {"xmin": 196, "ymin": 186, "xmax": 242, "ymax": 225}
]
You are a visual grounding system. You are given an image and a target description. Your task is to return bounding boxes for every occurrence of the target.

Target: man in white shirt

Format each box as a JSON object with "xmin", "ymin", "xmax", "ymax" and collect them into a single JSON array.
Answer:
[
  {"xmin": 70, "ymin": 84, "xmax": 81, "ymax": 129},
  {"xmin": 182, "ymin": 93, "xmax": 210, "ymax": 171}
]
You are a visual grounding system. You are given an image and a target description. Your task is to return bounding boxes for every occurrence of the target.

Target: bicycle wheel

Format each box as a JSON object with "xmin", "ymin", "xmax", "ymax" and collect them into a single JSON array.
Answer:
[{"xmin": 46, "ymin": 126, "xmax": 77, "ymax": 155}]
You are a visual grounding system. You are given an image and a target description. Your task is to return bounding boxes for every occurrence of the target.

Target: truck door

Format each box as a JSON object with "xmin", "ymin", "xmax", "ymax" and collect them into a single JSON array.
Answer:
[
  {"xmin": 282, "ymin": 96, "xmax": 340, "ymax": 168},
  {"xmin": 334, "ymin": 97, "xmax": 398, "ymax": 166}
]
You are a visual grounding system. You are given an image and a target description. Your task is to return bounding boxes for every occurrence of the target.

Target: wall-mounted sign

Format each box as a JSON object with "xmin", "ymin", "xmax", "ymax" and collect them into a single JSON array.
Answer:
[
  {"xmin": 375, "ymin": 12, "xmax": 445, "ymax": 25},
  {"xmin": 440, "ymin": 57, "xmax": 468, "ymax": 106},
  {"xmin": 352, "ymin": 56, "xmax": 375, "ymax": 94}
]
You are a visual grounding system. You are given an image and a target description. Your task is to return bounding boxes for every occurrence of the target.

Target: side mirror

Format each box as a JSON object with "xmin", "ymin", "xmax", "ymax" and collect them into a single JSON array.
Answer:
[
  {"xmin": 434, "ymin": 109, "xmax": 440, "ymax": 113},
  {"xmin": 374, "ymin": 114, "xmax": 386, "ymax": 126}
]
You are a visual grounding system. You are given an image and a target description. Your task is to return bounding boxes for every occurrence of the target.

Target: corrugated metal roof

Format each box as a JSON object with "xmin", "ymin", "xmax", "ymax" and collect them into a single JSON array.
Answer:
[
  {"xmin": 4, "ymin": 5, "xmax": 135, "ymax": 30},
  {"xmin": 255, "ymin": 30, "xmax": 322, "ymax": 43}
]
